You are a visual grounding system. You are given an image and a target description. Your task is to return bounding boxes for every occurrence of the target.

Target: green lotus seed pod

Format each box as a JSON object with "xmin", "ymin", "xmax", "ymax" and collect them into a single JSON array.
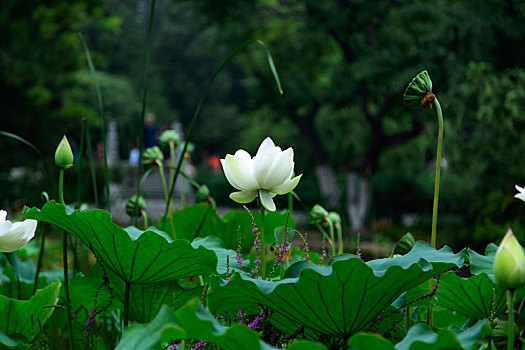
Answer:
[
  {"xmin": 159, "ymin": 130, "xmax": 180, "ymax": 151},
  {"xmin": 182, "ymin": 141, "xmax": 195, "ymax": 155},
  {"xmin": 126, "ymin": 195, "xmax": 146, "ymax": 218},
  {"xmin": 327, "ymin": 211, "xmax": 341, "ymax": 224},
  {"xmin": 393, "ymin": 232, "xmax": 415, "ymax": 255},
  {"xmin": 195, "ymin": 185, "xmax": 211, "ymax": 203},
  {"xmin": 142, "ymin": 146, "xmax": 164, "ymax": 168},
  {"xmin": 310, "ymin": 204, "xmax": 328, "ymax": 225},
  {"xmin": 55, "ymin": 135, "xmax": 74, "ymax": 169},
  {"xmin": 493, "ymin": 229, "xmax": 525, "ymax": 290},
  {"xmin": 403, "ymin": 70, "xmax": 434, "ymax": 109}
]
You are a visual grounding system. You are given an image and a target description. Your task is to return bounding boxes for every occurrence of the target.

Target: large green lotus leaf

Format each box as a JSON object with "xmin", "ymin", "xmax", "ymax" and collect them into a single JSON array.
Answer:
[
  {"xmin": 162, "ymin": 204, "xmax": 294, "ymax": 252},
  {"xmin": 116, "ymin": 299, "xmax": 274, "ymax": 350},
  {"xmin": 208, "ymin": 242, "xmax": 463, "ymax": 338},
  {"xmin": 24, "ymin": 201, "xmax": 217, "ymax": 284},
  {"xmin": 468, "ymin": 243, "xmax": 525, "ymax": 279},
  {"xmin": 394, "ymin": 319, "xmax": 492, "ymax": 350},
  {"xmin": 436, "ymin": 272, "xmax": 509, "ymax": 321},
  {"xmin": 467, "ymin": 244, "xmax": 498, "ymax": 279},
  {"xmin": 467, "ymin": 244, "xmax": 525, "ymax": 301},
  {"xmin": 0, "ymin": 281, "xmax": 61, "ymax": 344},
  {"xmin": 109, "ymin": 269, "xmax": 178, "ymax": 323},
  {"xmin": 72, "ymin": 263, "xmax": 200, "ymax": 324},
  {"xmin": 287, "ymin": 341, "xmax": 327, "ymax": 349},
  {"xmin": 348, "ymin": 333, "xmax": 395, "ymax": 350},
  {"xmin": 192, "ymin": 236, "xmax": 250, "ymax": 276}
]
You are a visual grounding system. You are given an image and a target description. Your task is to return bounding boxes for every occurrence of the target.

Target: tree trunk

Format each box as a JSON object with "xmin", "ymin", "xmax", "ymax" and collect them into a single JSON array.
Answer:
[
  {"xmin": 345, "ymin": 171, "xmax": 371, "ymax": 233},
  {"xmin": 315, "ymin": 164, "xmax": 340, "ymax": 209}
]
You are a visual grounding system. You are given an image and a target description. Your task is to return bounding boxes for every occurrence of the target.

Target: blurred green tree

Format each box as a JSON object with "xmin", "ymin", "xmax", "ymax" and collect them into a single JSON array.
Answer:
[{"xmin": 185, "ymin": 0, "xmax": 525, "ymax": 233}]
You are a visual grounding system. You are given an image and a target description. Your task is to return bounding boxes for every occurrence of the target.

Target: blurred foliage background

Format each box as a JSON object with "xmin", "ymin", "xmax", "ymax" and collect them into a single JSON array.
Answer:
[{"xmin": 2, "ymin": 0, "xmax": 525, "ymax": 251}]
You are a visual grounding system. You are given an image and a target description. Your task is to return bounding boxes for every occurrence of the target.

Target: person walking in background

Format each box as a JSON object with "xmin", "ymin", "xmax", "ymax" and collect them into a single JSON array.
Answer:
[{"xmin": 143, "ymin": 113, "xmax": 158, "ymax": 148}]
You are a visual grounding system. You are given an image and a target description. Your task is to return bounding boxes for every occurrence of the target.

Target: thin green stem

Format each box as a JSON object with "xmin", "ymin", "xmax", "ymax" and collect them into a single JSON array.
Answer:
[
  {"xmin": 327, "ymin": 218, "xmax": 335, "ymax": 257},
  {"xmin": 336, "ymin": 223, "xmax": 343, "ymax": 255},
  {"xmin": 33, "ymin": 226, "xmax": 47, "ymax": 295},
  {"xmin": 260, "ymin": 205, "xmax": 266, "ymax": 280},
  {"xmin": 158, "ymin": 162, "xmax": 176, "ymax": 236},
  {"xmin": 58, "ymin": 168, "xmax": 73, "ymax": 349},
  {"xmin": 315, "ymin": 223, "xmax": 330, "ymax": 241},
  {"xmin": 124, "ymin": 281, "xmax": 131, "ymax": 329},
  {"xmin": 5, "ymin": 253, "xmax": 21, "ymax": 299},
  {"xmin": 59, "ymin": 169, "xmax": 65, "ymax": 204},
  {"xmin": 158, "ymin": 163, "xmax": 169, "ymax": 205},
  {"xmin": 181, "ymin": 161, "xmax": 187, "ymax": 207},
  {"xmin": 168, "ymin": 142, "xmax": 176, "ymax": 212},
  {"xmin": 430, "ymin": 97, "xmax": 443, "ymax": 248},
  {"xmin": 62, "ymin": 230, "xmax": 72, "ymax": 340},
  {"xmin": 507, "ymin": 289, "xmax": 515, "ymax": 350},
  {"xmin": 142, "ymin": 212, "xmax": 149, "ymax": 230},
  {"xmin": 427, "ymin": 97, "xmax": 443, "ymax": 329}
]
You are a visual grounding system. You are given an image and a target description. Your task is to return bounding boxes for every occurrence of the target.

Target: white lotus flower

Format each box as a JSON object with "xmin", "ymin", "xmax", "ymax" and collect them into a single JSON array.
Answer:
[
  {"xmin": 0, "ymin": 210, "xmax": 37, "ymax": 252},
  {"xmin": 515, "ymin": 185, "xmax": 525, "ymax": 202},
  {"xmin": 221, "ymin": 137, "xmax": 302, "ymax": 211}
]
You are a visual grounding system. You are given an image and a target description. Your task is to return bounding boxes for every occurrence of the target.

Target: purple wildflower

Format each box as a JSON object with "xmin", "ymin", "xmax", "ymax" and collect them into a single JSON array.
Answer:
[{"xmin": 248, "ymin": 310, "xmax": 264, "ymax": 329}]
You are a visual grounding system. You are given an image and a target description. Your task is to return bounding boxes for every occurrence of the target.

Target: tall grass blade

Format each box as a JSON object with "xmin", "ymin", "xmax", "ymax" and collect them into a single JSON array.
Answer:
[
  {"xmin": 163, "ymin": 39, "xmax": 283, "ymax": 218},
  {"xmin": 78, "ymin": 33, "xmax": 110, "ymax": 210},
  {"xmin": 76, "ymin": 118, "xmax": 86, "ymax": 202},
  {"xmin": 85, "ymin": 124, "xmax": 99, "ymax": 207},
  {"xmin": 0, "ymin": 130, "xmax": 54, "ymax": 193},
  {"xmin": 134, "ymin": 0, "xmax": 157, "ymax": 220}
]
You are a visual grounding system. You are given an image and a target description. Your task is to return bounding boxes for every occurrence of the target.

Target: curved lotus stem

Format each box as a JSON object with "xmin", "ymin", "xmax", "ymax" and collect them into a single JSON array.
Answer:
[{"xmin": 431, "ymin": 97, "xmax": 443, "ymax": 248}]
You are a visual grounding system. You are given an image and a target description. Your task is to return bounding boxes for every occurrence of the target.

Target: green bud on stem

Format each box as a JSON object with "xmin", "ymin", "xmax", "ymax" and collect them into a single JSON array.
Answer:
[
  {"xmin": 494, "ymin": 229, "xmax": 525, "ymax": 290},
  {"xmin": 310, "ymin": 204, "xmax": 328, "ymax": 225},
  {"xmin": 55, "ymin": 135, "xmax": 74, "ymax": 169},
  {"xmin": 142, "ymin": 146, "xmax": 164, "ymax": 168},
  {"xmin": 159, "ymin": 130, "xmax": 180, "ymax": 151}
]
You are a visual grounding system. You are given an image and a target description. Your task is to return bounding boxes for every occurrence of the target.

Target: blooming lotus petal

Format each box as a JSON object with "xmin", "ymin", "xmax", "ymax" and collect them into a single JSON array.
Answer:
[
  {"xmin": 253, "ymin": 137, "xmax": 281, "ymax": 186},
  {"xmin": 0, "ymin": 219, "xmax": 37, "ymax": 253},
  {"xmin": 515, "ymin": 185, "xmax": 525, "ymax": 202},
  {"xmin": 221, "ymin": 155, "xmax": 258, "ymax": 191},
  {"xmin": 259, "ymin": 190, "xmax": 276, "ymax": 211},
  {"xmin": 0, "ymin": 210, "xmax": 12, "ymax": 236},
  {"xmin": 222, "ymin": 137, "xmax": 302, "ymax": 210},
  {"xmin": 230, "ymin": 190, "xmax": 258, "ymax": 204},
  {"xmin": 263, "ymin": 148, "xmax": 294, "ymax": 189},
  {"xmin": 271, "ymin": 174, "xmax": 302, "ymax": 195},
  {"xmin": 233, "ymin": 149, "xmax": 253, "ymax": 164}
]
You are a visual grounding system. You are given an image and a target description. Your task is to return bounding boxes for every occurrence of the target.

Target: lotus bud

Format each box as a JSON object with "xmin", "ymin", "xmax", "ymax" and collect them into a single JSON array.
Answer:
[
  {"xmin": 310, "ymin": 204, "xmax": 328, "ymax": 225},
  {"xmin": 182, "ymin": 141, "xmax": 195, "ymax": 159},
  {"xmin": 327, "ymin": 212, "xmax": 341, "ymax": 224},
  {"xmin": 79, "ymin": 203, "xmax": 90, "ymax": 212},
  {"xmin": 493, "ymin": 229, "xmax": 525, "ymax": 290},
  {"xmin": 142, "ymin": 146, "xmax": 164, "ymax": 168},
  {"xmin": 403, "ymin": 70, "xmax": 434, "ymax": 109},
  {"xmin": 55, "ymin": 135, "xmax": 74, "ymax": 169},
  {"xmin": 126, "ymin": 195, "xmax": 146, "ymax": 218},
  {"xmin": 159, "ymin": 130, "xmax": 180, "ymax": 151},
  {"xmin": 195, "ymin": 185, "xmax": 211, "ymax": 204},
  {"xmin": 393, "ymin": 232, "xmax": 415, "ymax": 255}
]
